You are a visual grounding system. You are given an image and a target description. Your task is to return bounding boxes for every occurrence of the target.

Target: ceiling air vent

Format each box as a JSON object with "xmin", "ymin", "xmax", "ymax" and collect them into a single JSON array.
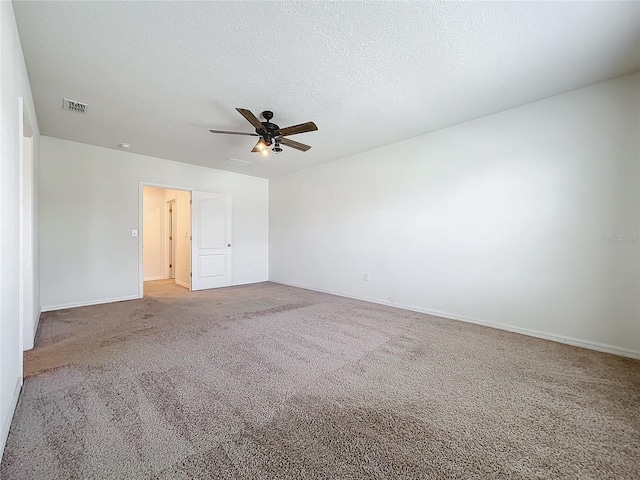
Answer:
[
  {"xmin": 62, "ymin": 98, "xmax": 88, "ymax": 114},
  {"xmin": 222, "ymin": 158, "xmax": 252, "ymax": 168}
]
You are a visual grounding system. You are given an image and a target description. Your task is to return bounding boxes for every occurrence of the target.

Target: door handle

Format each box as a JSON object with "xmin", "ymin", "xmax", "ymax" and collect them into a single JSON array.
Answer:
[{"xmin": 228, "ymin": 244, "xmax": 231, "ymax": 247}]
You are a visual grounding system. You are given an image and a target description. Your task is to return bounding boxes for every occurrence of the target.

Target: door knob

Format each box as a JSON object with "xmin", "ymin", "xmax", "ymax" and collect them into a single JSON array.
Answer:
[{"xmin": 228, "ymin": 244, "xmax": 231, "ymax": 247}]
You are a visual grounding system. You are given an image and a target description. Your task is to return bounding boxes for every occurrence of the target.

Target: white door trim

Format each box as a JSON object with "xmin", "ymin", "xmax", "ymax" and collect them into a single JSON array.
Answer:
[
  {"xmin": 165, "ymin": 199, "xmax": 176, "ymax": 280},
  {"xmin": 20, "ymin": 97, "xmax": 35, "ymax": 352}
]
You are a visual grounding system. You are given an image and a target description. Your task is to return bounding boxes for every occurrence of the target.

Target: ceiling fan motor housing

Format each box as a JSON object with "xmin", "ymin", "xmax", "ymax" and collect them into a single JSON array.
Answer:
[{"xmin": 258, "ymin": 111, "xmax": 280, "ymax": 143}]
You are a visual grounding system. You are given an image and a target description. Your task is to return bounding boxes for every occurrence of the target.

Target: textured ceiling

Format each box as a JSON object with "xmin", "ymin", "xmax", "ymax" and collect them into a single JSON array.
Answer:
[{"xmin": 13, "ymin": 1, "xmax": 640, "ymax": 179}]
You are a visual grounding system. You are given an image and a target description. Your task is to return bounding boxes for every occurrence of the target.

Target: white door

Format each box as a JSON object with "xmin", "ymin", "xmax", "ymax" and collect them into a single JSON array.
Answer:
[{"xmin": 191, "ymin": 191, "xmax": 232, "ymax": 290}]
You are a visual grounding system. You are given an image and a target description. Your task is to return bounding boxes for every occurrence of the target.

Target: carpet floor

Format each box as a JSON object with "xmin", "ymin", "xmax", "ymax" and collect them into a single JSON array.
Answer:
[{"xmin": 1, "ymin": 281, "xmax": 639, "ymax": 479}]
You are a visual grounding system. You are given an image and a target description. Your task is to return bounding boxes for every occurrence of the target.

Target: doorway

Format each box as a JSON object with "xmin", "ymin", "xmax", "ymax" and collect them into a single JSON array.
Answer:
[{"xmin": 142, "ymin": 186, "xmax": 191, "ymax": 293}]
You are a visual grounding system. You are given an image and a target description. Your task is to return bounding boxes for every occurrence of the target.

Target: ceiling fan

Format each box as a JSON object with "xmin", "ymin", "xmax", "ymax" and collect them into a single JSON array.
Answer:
[{"xmin": 209, "ymin": 108, "xmax": 318, "ymax": 157}]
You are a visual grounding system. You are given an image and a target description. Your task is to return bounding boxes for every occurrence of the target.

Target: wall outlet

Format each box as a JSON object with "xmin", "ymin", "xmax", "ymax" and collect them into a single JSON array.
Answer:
[
  {"xmin": 364, "ymin": 273, "xmax": 369, "ymax": 281},
  {"xmin": 131, "ymin": 229, "xmax": 138, "ymax": 237}
]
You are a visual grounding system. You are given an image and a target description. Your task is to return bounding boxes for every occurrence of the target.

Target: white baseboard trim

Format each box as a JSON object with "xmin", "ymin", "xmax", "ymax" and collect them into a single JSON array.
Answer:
[
  {"xmin": 232, "ymin": 279, "xmax": 269, "ymax": 287},
  {"xmin": 42, "ymin": 295, "xmax": 139, "ymax": 312},
  {"xmin": 272, "ymin": 280, "xmax": 640, "ymax": 360},
  {"xmin": 175, "ymin": 280, "xmax": 190, "ymax": 289},
  {"xmin": 1, "ymin": 377, "xmax": 22, "ymax": 460},
  {"xmin": 34, "ymin": 307, "xmax": 42, "ymax": 335},
  {"xmin": 23, "ymin": 308, "xmax": 42, "ymax": 351},
  {"xmin": 144, "ymin": 276, "xmax": 167, "ymax": 281}
]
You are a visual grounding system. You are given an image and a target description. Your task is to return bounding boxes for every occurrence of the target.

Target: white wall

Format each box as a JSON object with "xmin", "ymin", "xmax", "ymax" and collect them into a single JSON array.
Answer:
[
  {"xmin": 270, "ymin": 73, "xmax": 640, "ymax": 358},
  {"xmin": 40, "ymin": 136, "xmax": 269, "ymax": 310},
  {"xmin": 0, "ymin": 1, "xmax": 40, "ymax": 456},
  {"xmin": 142, "ymin": 186, "xmax": 167, "ymax": 281}
]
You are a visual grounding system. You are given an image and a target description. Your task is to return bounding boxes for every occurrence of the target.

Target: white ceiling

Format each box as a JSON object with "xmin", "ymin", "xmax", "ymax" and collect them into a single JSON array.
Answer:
[{"xmin": 13, "ymin": 1, "xmax": 640, "ymax": 179}]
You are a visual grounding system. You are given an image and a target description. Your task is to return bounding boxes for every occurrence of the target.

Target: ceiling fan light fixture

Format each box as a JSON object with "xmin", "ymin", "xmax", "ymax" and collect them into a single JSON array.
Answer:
[
  {"xmin": 260, "ymin": 148, "xmax": 270, "ymax": 157},
  {"xmin": 255, "ymin": 138, "xmax": 269, "ymax": 151}
]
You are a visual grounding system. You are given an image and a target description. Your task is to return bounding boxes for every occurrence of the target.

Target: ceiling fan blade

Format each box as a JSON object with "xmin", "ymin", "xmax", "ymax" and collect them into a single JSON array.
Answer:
[
  {"xmin": 209, "ymin": 129, "xmax": 258, "ymax": 136},
  {"xmin": 280, "ymin": 137, "xmax": 311, "ymax": 152},
  {"xmin": 278, "ymin": 121, "xmax": 318, "ymax": 137},
  {"xmin": 236, "ymin": 108, "xmax": 265, "ymax": 132}
]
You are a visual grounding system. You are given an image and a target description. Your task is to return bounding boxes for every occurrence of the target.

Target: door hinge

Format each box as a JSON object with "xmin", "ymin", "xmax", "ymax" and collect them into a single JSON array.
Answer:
[
  {"xmin": 190, "ymin": 235, "xmax": 192, "ymax": 241},
  {"xmin": 169, "ymin": 236, "xmax": 172, "ymax": 240},
  {"xmin": 169, "ymin": 264, "xmax": 172, "ymax": 268},
  {"xmin": 169, "ymin": 208, "xmax": 172, "ymax": 213},
  {"xmin": 190, "ymin": 199, "xmax": 192, "ymax": 205},
  {"xmin": 190, "ymin": 272, "xmax": 192, "ymax": 277}
]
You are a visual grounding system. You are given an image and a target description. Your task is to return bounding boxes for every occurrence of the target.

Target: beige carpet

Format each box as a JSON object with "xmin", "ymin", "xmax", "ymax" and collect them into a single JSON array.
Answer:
[{"xmin": 1, "ymin": 280, "xmax": 639, "ymax": 479}]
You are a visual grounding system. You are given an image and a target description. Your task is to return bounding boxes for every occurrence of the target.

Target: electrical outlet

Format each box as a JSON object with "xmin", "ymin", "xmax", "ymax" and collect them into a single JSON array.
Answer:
[
  {"xmin": 131, "ymin": 229, "xmax": 138, "ymax": 237},
  {"xmin": 364, "ymin": 273, "xmax": 369, "ymax": 281}
]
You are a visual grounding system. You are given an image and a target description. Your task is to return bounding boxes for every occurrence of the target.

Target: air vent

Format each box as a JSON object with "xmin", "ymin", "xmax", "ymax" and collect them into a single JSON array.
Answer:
[
  {"xmin": 222, "ymin": 158, "xmax": 252, "ymax": 168},
  {"xmin": 62, "ymin": 98, "xmax": 88, "ymax": 114}
]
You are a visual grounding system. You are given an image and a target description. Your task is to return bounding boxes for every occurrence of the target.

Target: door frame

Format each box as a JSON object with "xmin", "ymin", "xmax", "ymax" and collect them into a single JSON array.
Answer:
[
  {"xmin": 138, "ymin": 181, "xmax": 192, "ymax": 298},
  {"xmin": 165, "ymin": 199, "xmax": 177, "ymax": 280},
  {"xmin": 19, "ymin": 97, "xmax": 35, "ymax": 353}
]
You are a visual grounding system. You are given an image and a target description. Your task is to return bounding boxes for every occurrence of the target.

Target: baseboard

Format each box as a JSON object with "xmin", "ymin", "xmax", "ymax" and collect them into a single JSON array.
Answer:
[
  {"xmin": 33, "ymin": 308, "xmax": 42, "ymax": 336},
  {"xmin": 272, "ymin": 280, "xmax": 640, "ymax": 360},
  {"xmin": 175, "ymin": 280, "xmax": 190, "ymax": 289},
  {"xmin": 42, "ymin": 295, "xmax": 139, "ymax": 312},
  {"xmin": 0, "ymin": 377, "xmax": 22, "ymax": 461},
  {"xmin": 232, "ymin": 279, "xmax": 270, "ymax": 287},
  {"xmin": 144, "ymin": 276, "xmax": 167, "ymax": 281},
  {"xmin": 23, "ymin": 308, "xmax": 42, "ymax": 351}
]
